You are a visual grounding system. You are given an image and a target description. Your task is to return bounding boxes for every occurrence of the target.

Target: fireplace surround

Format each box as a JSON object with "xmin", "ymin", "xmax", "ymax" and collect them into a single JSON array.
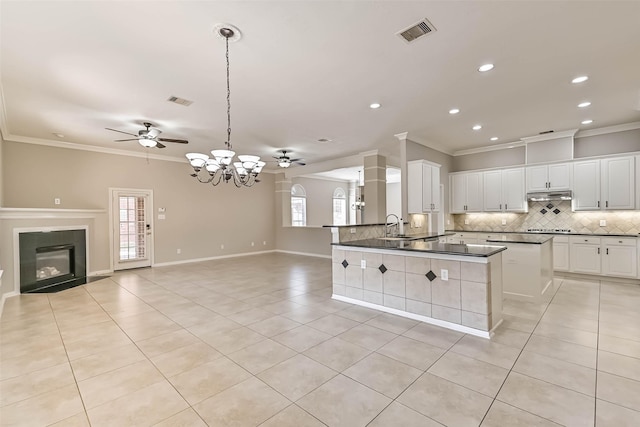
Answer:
[{"xmin": 19, "ymin": 229, "xmax": 87, "ymax": 293}]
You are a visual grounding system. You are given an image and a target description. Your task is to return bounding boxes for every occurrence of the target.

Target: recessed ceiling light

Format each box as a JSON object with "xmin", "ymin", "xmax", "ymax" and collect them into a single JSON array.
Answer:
[
  {"xmin": 369, "ymin": 103, "xmax": 381, "ymax": 109},
  {"xmin": 449, "ymin": 108, "xmax": 460, "ymax": 115},
  {"xmin": 472, "ymin": 125, "xmax": 482, "ymax": 130},
  {"xmin": 572, "ymin": 76, "xmax": 589, "ymax": 84},
  {"xmin": 478, "ymin": 63, "xmax": 494, "ymax": 72},
  {"xmin": 581, "ymin": 119, "xmax": 593, "ymax": 125},
  {"xmin": 578, "ymin": 101, "xmax": 591, "ymax": 108},
  {"xmin": 490, "ymin": 137, "xmax": 498, "ymax": 141},
  {"xmin": 53, "ymin": 133, "xmax": 64, "ymax": 138}
]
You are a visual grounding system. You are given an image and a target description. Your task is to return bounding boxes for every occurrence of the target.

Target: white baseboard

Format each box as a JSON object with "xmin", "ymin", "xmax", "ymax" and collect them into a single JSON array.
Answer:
[
  {"xmin": 153, "ymin": 250, "xmax": 278, "ymax": 267},
  {"xmin": 89, "ymin": 270, "xmax": 113, "ymax": 276},
  {"xmin": 332, "ymin": 294, "xmax": 491, "ymax": 339},
  {"xmin": 0, "ymin": 291, "xmax": 20, "ymax": 319},
  {"xmin": 275, "ymin": 250, "xmax": 331, "ymax": 259}
]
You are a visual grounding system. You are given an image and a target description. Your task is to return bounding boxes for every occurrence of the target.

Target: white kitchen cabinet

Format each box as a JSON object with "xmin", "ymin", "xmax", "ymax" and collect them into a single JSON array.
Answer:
[
  {"xmin": 573, "ymin": 156, "xmax": 635, "ymax": 211},
  {"xmin": 526, "ymin": 163, "xmax": 572, "ymax": 192},
  {"xmin": 482, "ymin": 168, "xmax": 527, "ymax": 212},
  {"xmin": 450, "ymin": 172, "xmax": 483, "ymax": 213},
  {"xmin": 408, "ymin": 160, "xmax": 440, "ymax": 213},
  {"xmin": 446, "ymin": 233, "xmax": 479, "ymax": 244},
  {"xmin": 570, "ymin": 236, "xmax": 602, "ymax": 275},
  {"xmin": 552, "ymin": 235, "xmax": 569, "ymax": 272},
  {"xmin": 602, "ymin": 238, "xmax": 637, "ymax": 278}
]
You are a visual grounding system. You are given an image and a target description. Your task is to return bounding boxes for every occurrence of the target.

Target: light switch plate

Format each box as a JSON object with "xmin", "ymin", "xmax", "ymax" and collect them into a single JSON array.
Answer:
[
  {"xmin": 599, "ymin": 219, "xmax": 606, "ymax": 227},
  {"xmin": 441, "ymin": 269, "xmax": 449, "ymax": 281},
  {"xmin": 361, "ymin": 260, "xmax": 366, "ymax": 269},
  {"xmin": 350, "ymin": 228, "xmax": 356, "ymax": 234},
  {"xmin": 464, "ymin": 219, "xmax": 469, "ymax": 225},
  {"xmin": 158, "ymin": 214, "xmax": 166, "ymax": 220},
  {"xmin": 501, "ymin": 219, "xmax": 507, "ymax": 225}
]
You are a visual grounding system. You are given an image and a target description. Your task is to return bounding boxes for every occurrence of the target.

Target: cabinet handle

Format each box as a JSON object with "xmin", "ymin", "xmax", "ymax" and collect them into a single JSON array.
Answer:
[
  {"xmin": 606, "ymin": 201, "xmax": 608, "ymax": 208},
  {"xmin": 606, "ymin": 248, "xmax": 609, "ymax": 255},
  {"xmin": 597, "ymin": 201, "xmax": 600, "ymax": 208},
  {"xmin": 597, "ymin": 247, "xmax": 600, "ymax": 255},
  {"xmin": 584, "ymin": 239, "xmax": 588, "ymax": 242},
  {"xmin": 500, "ymin": 204, "xmax": 502, "ymax": 210},
  {"xmin": 505, "ymin": 203, "xmax": 508, "ymax": 210}
]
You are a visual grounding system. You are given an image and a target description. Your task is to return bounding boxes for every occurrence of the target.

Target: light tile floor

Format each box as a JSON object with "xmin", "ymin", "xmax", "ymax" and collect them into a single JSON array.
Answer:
[{"xmin": 1, "ymin": 253, "xmax": 640, "ymax": 426}]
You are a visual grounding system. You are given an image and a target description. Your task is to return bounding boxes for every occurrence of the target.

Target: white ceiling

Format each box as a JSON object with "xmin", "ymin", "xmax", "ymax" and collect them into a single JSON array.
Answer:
[{"xmin": 2, "ymin": 1, "xmax": 639, "ymax": 172}]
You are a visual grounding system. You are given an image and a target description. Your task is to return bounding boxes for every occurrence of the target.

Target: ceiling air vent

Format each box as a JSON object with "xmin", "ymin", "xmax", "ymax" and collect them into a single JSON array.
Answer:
[
  {"xmin": 397, "ymin": 18, "xmax": 436, "ymax": 43},
  {"xmin": 167, "ymin": 96, "xmax": 193, "ymax": 106}
]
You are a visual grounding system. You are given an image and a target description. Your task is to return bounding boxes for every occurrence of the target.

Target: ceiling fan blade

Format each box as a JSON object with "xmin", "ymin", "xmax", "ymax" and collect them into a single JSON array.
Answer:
[
  {"xmin": 155, "ymin": 142, "xmax": 166, "ymax": 149},
  {"xmin": 289, "ymin": 158, "xmax": 303, "ymax": 162},
  {"xmin": 295, "ymin": 162, "xmax": 306, "ymax": 166},
  {"xmin": 157, "ymin": 138, "xmax": 188, "ymax": 144},
  {"xmin": 114, "ymin": 138, "xmax": 139, "ymax": 142},
  {"xmin": 106, "ymin": 128, "xmax": 138, "ymax": 137},
  {"xmin": 273, "ymin": 155, "xmax": 283, "ymax": 160}
]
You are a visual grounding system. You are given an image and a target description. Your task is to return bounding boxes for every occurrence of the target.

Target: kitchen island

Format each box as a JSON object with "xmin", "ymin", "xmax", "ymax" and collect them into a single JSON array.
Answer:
[
  {"xmin": 486, "ymin": 234, "xmax": 553, "ymax": 303},
  {"xmin": 332, "ymin": 239, "xmax": 506, "ymax": 338}
]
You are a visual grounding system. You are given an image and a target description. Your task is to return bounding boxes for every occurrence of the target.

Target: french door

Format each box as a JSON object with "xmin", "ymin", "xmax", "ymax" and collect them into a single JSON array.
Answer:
[{"xmin": 110, "ymin": 189, "xmax": 153, "ymax": 270}]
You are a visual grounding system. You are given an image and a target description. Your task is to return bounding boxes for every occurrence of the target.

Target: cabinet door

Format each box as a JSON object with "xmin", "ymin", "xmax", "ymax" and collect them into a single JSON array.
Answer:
[
  {"xmin": 553, "ymin": 241, "xmax": 569, "ymax": 271},
  {"xmin": 572, "ymin": 160, "xmax": 600, "ymax": 211},
  {"xmin": 602, "ymin": 157, "xmax": 635, "ymax": 210},
  {"xmin": 548, "ymin": 163, "xmax": 572, "ymax": 190},
  {"xmin": 407, "ymin": 162, "xmax": 423, "ymax": 214},
  {"xmin": 526, "ymin": 165, "xmax": 549, "ymax": 192},
  {"xmin": 450, "ymin": 174, "xmax": 466, "ymax": 213},
  {"xmin": 570, "ymin": 243, "xmax": 601, "ymax": 274},
  {"xmin": 431, "ymin": 165, "xmax": 441, "ymax": 212},
  {"xmin": 483, "ymin": 170, "xmax": 503, "ymax": 211},
  {"xmin": 465, "ymin": 172, "xmax": 483, "ymax": 211},
  {"xmin": 503, "ymin": 168, "xmax": 527, "ymax": 212},
  {"xmin": 603, "ymin": 245, "xmax": 638, "ymax": 278},
  {"xmin": 422, "ymin": 163, "xmax": 434, "ymax": 212}
]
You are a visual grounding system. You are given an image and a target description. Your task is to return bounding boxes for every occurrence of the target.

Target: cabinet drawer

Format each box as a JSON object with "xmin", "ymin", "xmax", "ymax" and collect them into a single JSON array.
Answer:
[
  {"xmin": 553, "ymin": 235, "xmax": 569, "ymax": 243},
  {"xmin": 570, "ymin": 236, "xmax": 601, "ymax": 245},
  {"xmin": 603, "ymin": 238, "xmax": 636, "ymax": 247}
]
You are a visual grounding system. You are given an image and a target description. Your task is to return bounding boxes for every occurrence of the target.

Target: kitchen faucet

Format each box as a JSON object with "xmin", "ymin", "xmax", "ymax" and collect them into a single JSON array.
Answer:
[{"xmin": 385, "ymin": 214, "xmax": 400, "ymax": 238}]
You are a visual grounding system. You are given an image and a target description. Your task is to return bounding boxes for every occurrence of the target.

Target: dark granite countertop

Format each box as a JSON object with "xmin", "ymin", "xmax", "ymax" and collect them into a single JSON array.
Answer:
[
  {"xmin": 448, "ymin": 230, "xmax": 639, "ymax": 238},
  {"xmin": 486, "ymin": 235, "xmax": 553, "ymax": 244},
  {"xmin": 334, "ymin": 239, "xmax": 507, "ymax": 257}
]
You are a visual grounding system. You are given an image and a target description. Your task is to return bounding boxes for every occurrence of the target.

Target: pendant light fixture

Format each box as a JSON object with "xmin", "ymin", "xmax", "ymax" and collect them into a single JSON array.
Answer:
[{"xmin": 186, "ymin": 24, "xmax": 264, "ymax": 187}]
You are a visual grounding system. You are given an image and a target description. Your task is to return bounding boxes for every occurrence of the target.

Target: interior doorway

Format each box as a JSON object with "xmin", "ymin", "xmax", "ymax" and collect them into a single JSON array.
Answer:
[{"xmin": 110, "ymin": 188, "xmax": 153, "ymax": 271}]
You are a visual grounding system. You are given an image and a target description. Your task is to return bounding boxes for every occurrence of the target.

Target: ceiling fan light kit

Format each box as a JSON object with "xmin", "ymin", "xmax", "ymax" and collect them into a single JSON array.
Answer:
[
  {"xmin": 185, "ymin": 24, "xmax": 264, "ymax": 187},
  {"xmin": 106, "ymin": 121, "xmax": 188, "ymax": 149}
]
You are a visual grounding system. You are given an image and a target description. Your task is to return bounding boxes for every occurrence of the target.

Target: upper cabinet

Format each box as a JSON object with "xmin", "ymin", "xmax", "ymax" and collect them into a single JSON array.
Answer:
[
  {"xmin": 573, "ymin": 156, "xmax": 635, "ymax": 211},
  {"xmin": 450, "ymin": 172, "xmax": 483, "ymax": 213},
  {"xmin": 408, "ymin": 160, "xmax": 440, "ymax": 213},
  {"xmin": 483, "ymin": 168, "xmax": 527, "ymax": 212},
  {"xmin": 526, "ymin": 163, "xmax": 572, "ymax": 192}
]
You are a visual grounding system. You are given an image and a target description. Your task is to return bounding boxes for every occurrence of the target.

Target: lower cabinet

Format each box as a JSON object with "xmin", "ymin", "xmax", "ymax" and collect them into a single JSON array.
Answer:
[
  {"xmin": 569, "ymin": 236, "xmax": 638, "ymax": 278},
  {"xmin": 553, "ymin": 236, "xmax": 569, "ymax": 272}
]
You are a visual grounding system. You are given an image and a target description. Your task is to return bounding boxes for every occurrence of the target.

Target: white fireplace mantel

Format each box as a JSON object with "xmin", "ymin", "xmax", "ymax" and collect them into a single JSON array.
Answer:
[{"xmin": 0, "ymin": 208, "xmax": 106, "ymax": 219}]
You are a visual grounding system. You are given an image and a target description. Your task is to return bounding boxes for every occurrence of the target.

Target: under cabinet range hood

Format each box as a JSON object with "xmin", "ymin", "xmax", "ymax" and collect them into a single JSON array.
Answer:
[{"xmin": 527, "ymin": 190, "xmax": 572, "ymax": 202}]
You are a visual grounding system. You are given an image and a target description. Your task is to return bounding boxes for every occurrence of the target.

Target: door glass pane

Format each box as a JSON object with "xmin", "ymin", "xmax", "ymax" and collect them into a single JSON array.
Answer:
[{"xmin": 118, "ymin": 196, "xmax": 146, "ymax": 261}]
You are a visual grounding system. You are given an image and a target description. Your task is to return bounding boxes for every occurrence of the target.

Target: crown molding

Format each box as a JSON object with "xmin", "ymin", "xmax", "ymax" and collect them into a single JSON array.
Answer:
[
  {"xmin": 453, "ymin": 140, "xmax": 525, "ymax": 157},
  {"xmin": 396, "ymin": 132, "xmax": 454, "ymax": 156},
  {"xmin": 575, "ymin": 121, "xmax": 640, "ymax": 138}
]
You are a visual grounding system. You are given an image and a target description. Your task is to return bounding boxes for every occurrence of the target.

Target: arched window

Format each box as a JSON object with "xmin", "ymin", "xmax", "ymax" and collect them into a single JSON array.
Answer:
[
  {"xmin": 332, "ymin": 187, "xmax": 347, "ymax": 225},
  {"xmin": 291, "ymin": 184, "xmax": 307, "ymax": 227}
]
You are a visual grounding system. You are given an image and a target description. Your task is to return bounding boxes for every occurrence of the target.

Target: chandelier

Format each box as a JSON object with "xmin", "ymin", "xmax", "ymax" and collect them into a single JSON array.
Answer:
[{"xmin": 186, "ymin": 25, "xmax": 264, "ymax": 187}]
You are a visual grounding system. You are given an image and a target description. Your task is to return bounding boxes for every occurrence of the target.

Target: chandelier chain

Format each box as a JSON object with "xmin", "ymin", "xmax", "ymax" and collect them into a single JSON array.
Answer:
[{"xmin": 226, "ymin": 35, "xmax": 232, "ymax": 150}]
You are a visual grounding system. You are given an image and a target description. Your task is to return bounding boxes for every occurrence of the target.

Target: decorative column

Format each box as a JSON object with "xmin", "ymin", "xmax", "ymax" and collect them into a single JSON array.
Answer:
[{"xmin": 363, "ymin": 153, "xmax": 387, "ymax": 224}]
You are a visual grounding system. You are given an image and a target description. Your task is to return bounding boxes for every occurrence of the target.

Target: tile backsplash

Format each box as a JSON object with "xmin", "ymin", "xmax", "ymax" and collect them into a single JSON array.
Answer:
[{"xmin": 453, "ymin": 201, "xmax": 640, "ymax": 234}]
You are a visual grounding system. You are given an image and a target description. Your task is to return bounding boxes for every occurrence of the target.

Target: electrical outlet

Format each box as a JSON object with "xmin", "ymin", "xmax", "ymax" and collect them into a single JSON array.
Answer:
[
  {"xmin": 501, "ymin": 219, "xmax": 507, "ymax": 225},
  {"xmin": 464, "ymin": 219, "xmax": 469, "ymax": 225},
  {"xmin": 158, "ymin": 214, "xmax": 166, "ymax": 220},
  {"xmin": 176, "ymin": 248, "xmax": 181, "ymax": 254},
  {"xmin": 54, "ymin": 198, "xmax": 61, "ymax": 205},
  {"xmin": 220, "ymin": 244, "xmax": 224, "ymax": 250},
  {"xmin": 263, "ymin": 241, "xmax": 267, "ymax": 245},
  {"xmin": 350, "ymin": 228, "xmax": 356, "ymax": 234},
  {"xmin": 361, "ymin": 260, "xmax": 366, "ymax": 269},
  {"xmin": 251, "ymin": 242, "xmax": 255, "ymax": 247},
  {"xmin": 599, "ymin": 219, "xmax": 607, "ymax": 227},
  {"xmin": 441, "ymin": 269, "xmax": 449, "ymax": 281}
]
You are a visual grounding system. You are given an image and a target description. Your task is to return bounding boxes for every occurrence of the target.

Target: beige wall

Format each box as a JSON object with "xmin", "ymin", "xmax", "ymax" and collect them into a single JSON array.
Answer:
[
  {"xmin": 452, "ymin": 147, "xmax": 525, "ymax": 172},
  {"xmin": 406, "ymin": 139, "xmax": 453, "ymax": 216},
  {"xmin": 0, "ymin": 134, "xmax": 4, "ymax": 207},
  {"xmin": 1, "ymin": 141, "xmax": 276, "ymax": 297},
  {"xmin": 386, "ymin": 182, "xmax": 401, "ymax": 217},
  {"xmin": 574, "ymin": 128, "xmax": 640, "ymax": 158},
  {"xmin": 291, "ymin": 176, "xmax": 349, "ymax": 227}
]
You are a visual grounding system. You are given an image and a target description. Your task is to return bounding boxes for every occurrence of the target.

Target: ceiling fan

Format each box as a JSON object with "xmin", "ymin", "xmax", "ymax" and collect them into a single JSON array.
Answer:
[
  {"xmin": 273, "ymin": 150, "xmax": 306, "ymax": 168},
  {"xmin": 105, "ymin": 122, "xmax": 188, "ymax": 149}
]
